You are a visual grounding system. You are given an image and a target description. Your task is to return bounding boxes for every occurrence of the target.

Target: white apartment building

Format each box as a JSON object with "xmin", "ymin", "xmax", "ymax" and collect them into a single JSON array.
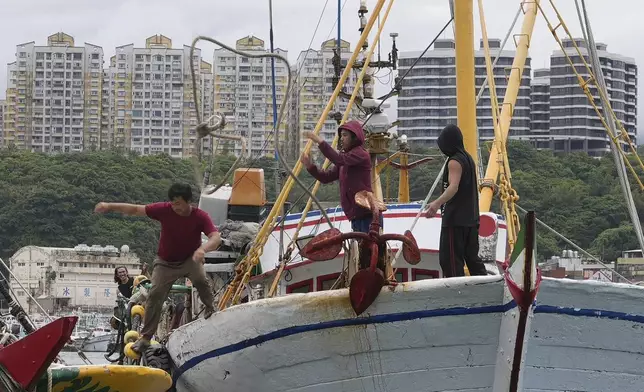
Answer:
[
  {"xmin": 528, "ymin": 68, "xmax": 550, "ymax": 146},
  {"xmin": 9, "ymin": 244, "xmax": 141, "ymax": 313},
  {"xmin": 100, "ymin": 67, "xmax": 116, "ymax": 148},
  {"xmin": 544, "ymin": 38, "xmax": 637, "ymax": 155},
  {"xmin": 0, "ymin": 99, "xmax": 5, "ymax": 147},
  {"xmin": 108, "ymin": 34, "xmax": 213, "ymax": 158},
  {"xmin": 3, "ymin": 32, "xmax": 104, "ymax": 152},
  {"xmin": 397, "ymin": 38, "xmax": 531, "ymax": 147},
  {"xmin": 213, "ymin": 36, "xmax": 288, "ymax": 157},
  {"xmin": 290, "ymin": 39, "xmax": 360, "ymax": 155}
]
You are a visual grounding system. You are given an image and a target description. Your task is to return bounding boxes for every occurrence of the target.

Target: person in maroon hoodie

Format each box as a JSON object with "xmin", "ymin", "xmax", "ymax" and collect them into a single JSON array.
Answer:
[{"xmin": 301, "ymin": 120, "xmax": 383, "ymax": 232}]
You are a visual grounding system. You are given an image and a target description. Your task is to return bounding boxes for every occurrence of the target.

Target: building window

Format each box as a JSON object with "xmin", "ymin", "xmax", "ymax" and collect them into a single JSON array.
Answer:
[
  {"xmin": 316, "ymin": 273, "xmax": 341, "ymax": 291},
  {"xmin": 411, "ymin": 268, "xmax": 440, "ymax": 281},
  {"xmin": 286, "ymin": 279, "xmax": 313, "ymax": 294}
]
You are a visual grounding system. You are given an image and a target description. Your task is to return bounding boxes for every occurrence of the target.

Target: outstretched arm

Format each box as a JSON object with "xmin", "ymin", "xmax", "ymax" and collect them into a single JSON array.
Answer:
[
  {"xmin": 301, "ymin": 153, "xmax": 339, "ymax": 184},
  {"xmin": 303, "ymin": 131, "xmax": 365, "ymax": 167},
  {"xmin": 95, "ymin": 202, "xmax": 147, "ymax": 217}
]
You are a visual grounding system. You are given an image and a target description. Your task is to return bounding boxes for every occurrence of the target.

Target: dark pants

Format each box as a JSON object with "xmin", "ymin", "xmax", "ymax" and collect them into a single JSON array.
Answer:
[
  {"xmin": 350, "ymin": 214, "xmax": 384, "ymax": 233},
  {"xmin": 439, "ymin": 226, "xmax": 488, "ymax": 277},
  {"xmin": 351, "ymin": 214, "xmax": 386, "ymax": 269}
]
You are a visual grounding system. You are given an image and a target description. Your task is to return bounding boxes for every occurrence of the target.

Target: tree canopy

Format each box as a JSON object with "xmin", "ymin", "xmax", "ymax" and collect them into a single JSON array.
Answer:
[{"xmin": 0, "ymin": 140, "xmax": 641, "ymax": 265}]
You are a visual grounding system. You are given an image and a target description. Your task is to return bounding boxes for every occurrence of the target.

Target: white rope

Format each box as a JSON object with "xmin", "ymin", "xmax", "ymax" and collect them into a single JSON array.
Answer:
[
  {"xmin": 515, "ymin": 204, "xmax": 632, "ymax": 284},
  {"xmin": 391, "ymin": 160, "xmax": 447, "ymax": 267},
  {"xmin": 47, "ymin": 368, "xmax": 52, "ymax": 392}
]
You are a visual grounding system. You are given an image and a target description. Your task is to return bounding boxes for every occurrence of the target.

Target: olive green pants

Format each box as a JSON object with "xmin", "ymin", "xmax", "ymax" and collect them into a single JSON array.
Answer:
[{"xmin": 140, "ymin": 257, "xmax": 214, "ymax": 339}]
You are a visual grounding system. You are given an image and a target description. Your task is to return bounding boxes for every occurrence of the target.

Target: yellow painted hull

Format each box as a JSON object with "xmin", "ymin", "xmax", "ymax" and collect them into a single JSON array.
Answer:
[{"xmin": 36, "ymin": 364, "xmax": 171, "ymax": 392}]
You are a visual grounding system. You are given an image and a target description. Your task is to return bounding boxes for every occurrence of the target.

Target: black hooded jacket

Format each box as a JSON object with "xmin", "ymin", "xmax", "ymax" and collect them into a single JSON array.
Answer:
[{"xmin": 437, "ymin": 124, "xmax": 480, "ymax": 227}]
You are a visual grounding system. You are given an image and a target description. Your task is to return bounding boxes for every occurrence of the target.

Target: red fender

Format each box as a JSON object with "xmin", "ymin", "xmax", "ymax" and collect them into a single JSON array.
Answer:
[{"xmin": 0, "ymin": 316, "xmax": 77, "ymax": 390}]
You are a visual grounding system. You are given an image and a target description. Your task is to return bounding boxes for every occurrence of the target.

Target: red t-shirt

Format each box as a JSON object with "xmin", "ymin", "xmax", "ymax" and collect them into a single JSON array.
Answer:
[{"xmin": 145, "ymin": 202, "xmax": 218, "ymax": 263}]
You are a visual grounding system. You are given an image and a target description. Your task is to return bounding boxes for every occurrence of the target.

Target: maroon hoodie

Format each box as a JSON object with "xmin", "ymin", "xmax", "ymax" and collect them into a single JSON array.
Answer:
[{"xmin": 306, "ymin": 120, "xmax": 372, "ymax": 220}]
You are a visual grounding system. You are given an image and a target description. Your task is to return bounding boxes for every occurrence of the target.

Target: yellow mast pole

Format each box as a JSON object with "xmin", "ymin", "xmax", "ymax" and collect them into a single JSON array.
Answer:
[
  {"xmin": 453, "ymin": 0, "xmax": 478, "ymax": 167},
  {"xmin": 397, "ymin": 152, "xmax": 410, "ymax": 203},
  {"xmin": 479, "ymin": 0, "xmax": 539, "ymax": 212},
  {"xmin": 219, "ymin": 0, "xmax": 388, "ymax": 308}
]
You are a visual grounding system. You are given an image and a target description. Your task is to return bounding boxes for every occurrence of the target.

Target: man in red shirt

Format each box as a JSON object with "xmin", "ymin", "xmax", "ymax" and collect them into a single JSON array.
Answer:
[{"xmin": 94, "ymin": 183, "xmax": 221, "ymax": 353}]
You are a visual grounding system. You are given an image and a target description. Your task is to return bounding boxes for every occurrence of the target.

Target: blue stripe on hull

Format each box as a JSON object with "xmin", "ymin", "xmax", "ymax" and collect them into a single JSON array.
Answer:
[
  {"xmin": 173, "ymin": 301, "xmax": 644, "ymax": 384},
  {"xmin": 174, "ymin": 301, "xmax": 517, "ymax": 382}
]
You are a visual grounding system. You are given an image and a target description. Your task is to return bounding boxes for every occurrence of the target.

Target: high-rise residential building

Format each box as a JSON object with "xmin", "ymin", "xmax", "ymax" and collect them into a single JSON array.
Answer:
[
  {"xmin": 289, "ymin": 39, "xmax": 360, "ymax": 156},
  {"xmin": 3, "ymin": 32, "xmax": 103, "ymax": 152},
  {"xmin": 397, "ymin": 38, "xmax": 531, "ymax": 148},
  {"xmin": 528, "ymin": 68, "xmax": 550, "ymax": 147},
  {"xmin": 213, "ymin": 36, "xmax": 288, "ymax": 157},
  {"xmin": 538, "ymin": 38, "xmax": 637, "ymax": 156},
  {"xmin": 100, "ymin": 67, "xmax": 116, "ymax": 148},
  {"xmin": 108, "ymin": 34, "xmax": 212, "ymax": 157},
  {"xmin": 0, "ymin": 99, "xmax": 5, "ymax": 147},
  {"xmin": 199, "ymin": 60, "xmax": 215, "ymax": 156}
]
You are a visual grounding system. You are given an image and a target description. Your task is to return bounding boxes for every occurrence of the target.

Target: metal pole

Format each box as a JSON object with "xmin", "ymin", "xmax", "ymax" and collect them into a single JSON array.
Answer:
[
  {"xmin": 453, "ymin": 0, "xmax": 478, "ymax": 170},
  {"xmin": 268, "ymin": 0, "xmax": 284, "ymax": 261},
  {"xmin": 337, "ymin": 0, "xmax": 342, "ymax": 51}
]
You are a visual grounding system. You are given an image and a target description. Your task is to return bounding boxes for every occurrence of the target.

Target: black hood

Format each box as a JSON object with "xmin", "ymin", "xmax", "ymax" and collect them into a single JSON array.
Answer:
[{"xmin": 437, "ymin": 124, "xmax": 465, "ymax": 157}]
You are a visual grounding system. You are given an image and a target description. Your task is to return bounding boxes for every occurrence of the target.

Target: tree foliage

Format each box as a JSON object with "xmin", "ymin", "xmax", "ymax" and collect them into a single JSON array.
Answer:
[{"xmin": 0, "ymin": 140, "xmax": 642, "ymax": 264}]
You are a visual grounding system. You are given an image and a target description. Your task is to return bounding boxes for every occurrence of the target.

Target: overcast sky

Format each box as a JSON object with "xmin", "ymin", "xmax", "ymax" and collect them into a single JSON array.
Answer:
[{"xmin": 0, "ymin": 0, "xmax": 640, "ymax": 127}]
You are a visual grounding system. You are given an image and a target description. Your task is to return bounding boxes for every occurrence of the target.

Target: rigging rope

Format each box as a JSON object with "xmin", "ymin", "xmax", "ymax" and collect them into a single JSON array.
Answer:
[
  {"xmin": 218, "ymin": 0, "xmax": 390, "ymax": 309},
  {"xmin": 361, "ymin": 16, "xmax": 453, "ymax": 127},
  {"xmin": 194, "ymin": 0, "xmax": 337, "ymax": 199},
  {"xmin": 515, "ymin": 205, "xmax": 632, "ymax": 284},
  {"xmin": 575, "ymin": 0, "xmax": 644, "ymax": 258},
  {"xmin": 0, "ymin": 258, "xmax": 86, "ymax": 365},
  {"xmin": 477, "ymin": 0, "xmax": 520, "ymax": 251},
  {"xmin": 267, "ymin": 0, "xmax": 396, "ymax": 297},
  {"xmin": 188, "ymin": 36, "xmax": 334, "ymax": 229},
  {"xmin": 536, "ymin": 0, "xmax": 644, "ymax": 190},
  {"xmin": 277, "ymin": 13, "xmax": 454, "ymax": 270},
  {"xmin": 473, "ymin": 4, "xmax": 522, "ymax": 177},
  {"xmin": 390, "ymin": 160, "xmax": 447, "ymax": 267}
]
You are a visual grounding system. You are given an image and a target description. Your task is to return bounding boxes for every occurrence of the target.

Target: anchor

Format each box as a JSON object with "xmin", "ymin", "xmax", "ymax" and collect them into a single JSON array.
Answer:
[{"xmin": 300, "ymin": 191, "xmax": 421, "ymax": 315}]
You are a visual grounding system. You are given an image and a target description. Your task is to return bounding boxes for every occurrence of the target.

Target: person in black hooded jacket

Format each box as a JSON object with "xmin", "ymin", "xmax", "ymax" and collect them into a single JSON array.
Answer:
[{"xmin": 425, "ymin": 124, "xmax": 488, "ymax": 277}]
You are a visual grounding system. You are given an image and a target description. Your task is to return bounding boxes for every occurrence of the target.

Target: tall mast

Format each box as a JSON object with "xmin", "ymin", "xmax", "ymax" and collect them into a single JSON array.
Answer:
[
  {"xmin": 268, "ymin": 0, "xmax": 284, "ymax": 262},
  {"xmin": 453, "ymin": 0, "xmax": 478, "ymax": 169},
  {"xmin": 479, "ymin": 1, "xmax": 538, "ymax": 212}
]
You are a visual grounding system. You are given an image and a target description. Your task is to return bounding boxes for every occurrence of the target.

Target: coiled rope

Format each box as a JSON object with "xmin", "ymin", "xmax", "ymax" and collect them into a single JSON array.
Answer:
[{"xmin": 188, "ymin": 36, "xmax": 334, "ymax": 227}]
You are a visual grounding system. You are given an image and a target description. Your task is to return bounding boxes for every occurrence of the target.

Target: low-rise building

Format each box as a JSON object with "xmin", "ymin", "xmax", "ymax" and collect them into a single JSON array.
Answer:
[{"xmin": 9, "ymin": 244, "xmax": 140, "ymax": 313}]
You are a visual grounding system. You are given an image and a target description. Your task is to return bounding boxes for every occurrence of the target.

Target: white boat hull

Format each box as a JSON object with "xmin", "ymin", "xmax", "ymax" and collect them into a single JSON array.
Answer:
[{"xmin": 168, "ymin": 275, "xmax": 644, "ymax": 392}]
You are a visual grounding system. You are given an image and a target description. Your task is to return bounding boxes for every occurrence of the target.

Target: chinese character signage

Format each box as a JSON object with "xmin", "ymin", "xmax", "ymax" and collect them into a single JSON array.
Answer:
[
  {"xmin": 104, "ymin": 288, "xmax": 111, "ymax": 297},
  {"xmin": 63, "ymin": 287, "xmax": 70, "ymax": 297},
  {"xmin": 84, "ymin": 288, "xmax": 91, "ymax": 297}
]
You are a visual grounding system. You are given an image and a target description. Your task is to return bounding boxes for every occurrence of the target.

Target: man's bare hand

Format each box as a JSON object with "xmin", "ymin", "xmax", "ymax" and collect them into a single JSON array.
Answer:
[
  {"xmin": 424, "ymin": 201, "xmax": 440, "ymax": 218},
  {"xmin": 94, "ymin": 202, "xmax": 110, "ymax": 213},
  {"xmin": 192, "ymin": 248, "xmax": 206, "ymax": 264}
]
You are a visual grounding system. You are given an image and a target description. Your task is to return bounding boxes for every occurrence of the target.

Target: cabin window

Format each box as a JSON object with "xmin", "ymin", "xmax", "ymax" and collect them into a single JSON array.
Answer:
[
  {"xmin": 286, "ymin": 279, "xmax": 313, "ymax": 294},
  {"xmin": 317, "ymin": 273, "xmax": 341, "ymax": 291},
  {"xmin": 394, "ymin": 268, "xmax": 409, "ymax": 283},
  {"xmin": 411, "ymin": 268, "xmax": 440, "ymax": 281}
]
